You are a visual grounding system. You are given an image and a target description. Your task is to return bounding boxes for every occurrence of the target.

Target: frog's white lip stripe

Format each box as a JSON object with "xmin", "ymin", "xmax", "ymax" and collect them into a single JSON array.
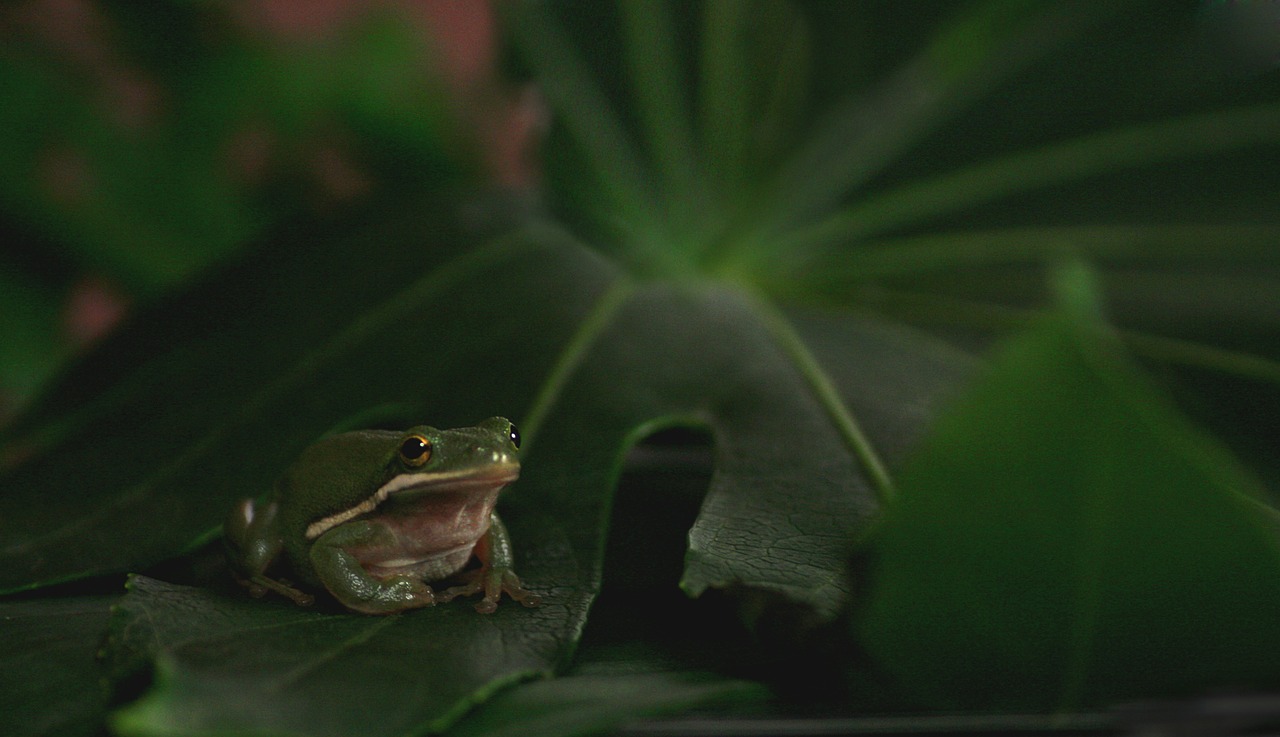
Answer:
[{"xmin": 304, "ymin": 465, "xmax": 518, "ymax": 541}]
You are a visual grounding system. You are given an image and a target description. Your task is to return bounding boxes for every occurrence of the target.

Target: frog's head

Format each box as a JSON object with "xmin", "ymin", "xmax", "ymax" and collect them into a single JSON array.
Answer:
[
  {"xmin": 385, "ymin": 416, "xmax": 521, "ymax": 494},
  {"xmin": 302, "ymin": 417, "xmax": 521, "ymax": 541}
]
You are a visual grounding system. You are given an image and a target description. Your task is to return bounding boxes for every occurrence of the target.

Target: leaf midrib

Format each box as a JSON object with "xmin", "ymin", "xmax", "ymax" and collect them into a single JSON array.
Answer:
[
  {"xmin": 750, "ymin": 293, "xmax": 897, "ymax": 503},
  {"xmin": 519, "ymin": 276, "xmax": 635, "ymax": 454},
  {"xmin": 266, "ymin": 616, "xmax": 399, "ymax": 693}
]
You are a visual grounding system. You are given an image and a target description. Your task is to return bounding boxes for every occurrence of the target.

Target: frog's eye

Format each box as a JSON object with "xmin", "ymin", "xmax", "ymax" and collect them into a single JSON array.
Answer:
[
  {"xmin": 508, "ymin": 423, "xmax": 521, "ymax": 450},
  {"xmin": 398, "ymin": 434, "xmax": 432, "ymax": 467}
]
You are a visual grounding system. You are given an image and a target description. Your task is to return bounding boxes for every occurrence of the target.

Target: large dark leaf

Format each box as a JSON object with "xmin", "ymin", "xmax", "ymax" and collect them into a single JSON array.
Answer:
[
  {"xmin": 446, "ymin": 665, "xmax": 768, "ymax": 737},
  {"xmin": 98, "ymin": 260, "xmax": 970, "ymax": 734},
  {"xmin": 0, "ymin": 201, "xmax": 617, "ymax": 592},
  {"xmin": 109, "ymin": 574, "xmax": 576, "ymax": 736},
  {"xmin": 3, "ymin": 190, "xmax": 973, "ymax": 734}
]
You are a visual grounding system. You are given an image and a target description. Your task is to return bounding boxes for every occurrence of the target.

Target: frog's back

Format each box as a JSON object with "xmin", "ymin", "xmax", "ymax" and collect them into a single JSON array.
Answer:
[{"xmin": 275, "ymin": 431, "xmax": 399, "ymax": 580}]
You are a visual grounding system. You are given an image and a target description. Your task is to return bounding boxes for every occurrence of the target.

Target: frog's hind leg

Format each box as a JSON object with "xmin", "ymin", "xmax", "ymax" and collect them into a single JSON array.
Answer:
[
  {"xmin": 224, "ymin": 499, "xmax": 314, "ymax": 606},
  {"xmin": 310, "ymin": 521, "xmax": 437, "ymax": 614}
]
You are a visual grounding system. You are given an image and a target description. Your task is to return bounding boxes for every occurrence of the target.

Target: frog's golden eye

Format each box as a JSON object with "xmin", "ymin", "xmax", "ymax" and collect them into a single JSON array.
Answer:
[
  {"xmin": 508, "ymin": 423, "xmax": 521, "ymax": 450},
  {"xmin": 398, "ymin": 435, "xmax": 432, "ymax": 467}
]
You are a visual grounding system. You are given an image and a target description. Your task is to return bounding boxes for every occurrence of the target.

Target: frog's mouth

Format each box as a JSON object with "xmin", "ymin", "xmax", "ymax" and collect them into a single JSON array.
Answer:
[{"xmin": 304, "ymin": 464, "xmax": 519, "ymax": 541}]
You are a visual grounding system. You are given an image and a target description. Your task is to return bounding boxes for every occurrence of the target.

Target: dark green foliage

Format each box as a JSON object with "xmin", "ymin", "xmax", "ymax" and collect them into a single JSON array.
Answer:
[{"xmin": 1, "ymin": 1, "xmax": 1278, "ymax": 735}]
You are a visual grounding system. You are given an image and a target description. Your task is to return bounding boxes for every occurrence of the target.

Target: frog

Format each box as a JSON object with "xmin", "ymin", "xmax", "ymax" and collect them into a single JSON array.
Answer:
[{"xmin": 224, "ymin": 416, "xmax": 540, "ymax": 615}]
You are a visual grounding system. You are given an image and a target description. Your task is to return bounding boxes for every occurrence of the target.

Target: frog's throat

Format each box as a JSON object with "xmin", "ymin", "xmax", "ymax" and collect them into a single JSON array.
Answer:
[{"xmin": 304, "ymin": 465, "xmax": 519, "ymax": 541}]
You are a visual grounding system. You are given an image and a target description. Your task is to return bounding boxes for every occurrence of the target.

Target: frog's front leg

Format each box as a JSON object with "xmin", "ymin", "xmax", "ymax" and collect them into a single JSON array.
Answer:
[
  {"xmin": 310, "ymin": 520, "xmax": 437, "ymax": 615},
  {"xmin": 439, "ymin": 513, "xmax": 541, "ymax": 613},
  {"xmin": 224, "ymin": 499, "xmax": 314, "ymax": 606}
]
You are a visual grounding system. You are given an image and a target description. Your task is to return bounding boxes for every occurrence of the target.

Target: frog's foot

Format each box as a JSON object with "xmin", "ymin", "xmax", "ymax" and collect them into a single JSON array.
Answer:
[
  {"xmin": 439, "ymin": 566, "xmax": 541, "ymax": 613},
  {"xmin": 336, "ymin": 576, "xmax": 437, "ymax": 615},
  {"xmin": 235, "ymin": 572, "xmax": 314, "ymax": 607}
]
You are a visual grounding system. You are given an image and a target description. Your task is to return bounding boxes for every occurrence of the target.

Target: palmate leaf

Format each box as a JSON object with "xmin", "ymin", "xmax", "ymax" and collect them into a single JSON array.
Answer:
[
  {"xmin": 2, "ymin": 1, "xmax": 1279, "ymax": 735},
  {"xmin": 1, "ymin": 191, "xmax": 967, "ymax": 735},
  {"xmin": 90, "ymin": 226, "xmax": 967, "ymax": 737}
]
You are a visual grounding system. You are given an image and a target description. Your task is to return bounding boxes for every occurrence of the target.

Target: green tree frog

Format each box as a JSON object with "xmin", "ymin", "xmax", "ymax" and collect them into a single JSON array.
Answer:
[{"xmin": 224, "ymin": 417, "xmax": 540, "ymax": 615}]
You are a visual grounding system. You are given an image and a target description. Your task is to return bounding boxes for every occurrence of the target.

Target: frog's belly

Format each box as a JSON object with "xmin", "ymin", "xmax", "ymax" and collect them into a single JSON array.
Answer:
[{"xmin": 360, "ymin": 542, "xmax": 475, "ymax": 582}]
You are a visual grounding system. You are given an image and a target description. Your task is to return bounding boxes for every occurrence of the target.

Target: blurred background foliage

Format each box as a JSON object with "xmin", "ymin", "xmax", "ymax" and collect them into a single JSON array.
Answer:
[
  {"xmin": 1, "ymin": 0, "xmax": 1277, "ymax": 433},
  {"xmin": 0, "ymin": 0, "xmax": 535, "ymax": 422}
]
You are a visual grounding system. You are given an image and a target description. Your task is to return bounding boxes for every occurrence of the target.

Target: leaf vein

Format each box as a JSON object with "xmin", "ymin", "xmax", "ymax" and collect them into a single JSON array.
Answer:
[
  {"xmin": 265, "ymin": 616, "xmax": 399, "ymax": 693},
  {"xmin": 519, "ymin": 278, "xmax": 635, "ymax": 453},
  {"xmin": 751, "ymin": 297, "xmax": 896, "ymax": 502}
]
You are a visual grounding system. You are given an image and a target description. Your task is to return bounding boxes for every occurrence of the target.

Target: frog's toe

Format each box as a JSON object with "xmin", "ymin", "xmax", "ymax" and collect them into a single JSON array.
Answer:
[
  {"xmin": 512, "ymin": 588, "xmax": 541, "ymax": 608},
  {"xmin": 236, "ymin": 571, "xmax": 314, "ymax": 606},
  {"xmin": 438, "ymin": 572, "xmax": 483, "ymax": 604},
  {"xmin": 500, "ymin": 572, "xmax": 541, "ymax": 608},
  {"xmin": 440, "ymin": 568, "xmax": 540, "ymax": 612}
]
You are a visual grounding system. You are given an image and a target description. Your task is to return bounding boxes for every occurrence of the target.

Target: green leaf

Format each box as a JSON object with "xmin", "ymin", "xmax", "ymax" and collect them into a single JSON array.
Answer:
[
  {"xmin": 518, "ymin": 283, "xmax": 889, "ymax": 618},
  {"xmin": 0, "ymin": 593, "xmax": 116, "ymax": 737},
  {"xmin": 503, "ymin": 2, "xmax": 666, "ymax": 263},
  {"xmin": 448, "ymin": 667, "xmax": 768, "ymax": 737},
  {"xmin": 781, "ymin": 102, "xmax": 1280, "ymax": 257},
  {"xmin": 853, "ymin": 271, "xmax": 1280, "ymax": 711},
  {"xmin": 90, "ymin": 265, "xmax": 924, "ymax": 736},
  {"xmin": 619, "ymin": 1, "xmax": 699, "ymax": 217},
  {"xmin": 0, "ymin": 200, "xmax": 618, "ymax": 591},
  {"xmin": 760, "ymin": 0, "xmax": 1104, "ymax": 236},
  {"xmin": 6, "ymin": 194, "xmax": 953, "ymax": 732},
  {"xmin": 109, "ymin": 574, "xmax": 577, "ymax": 736}
]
